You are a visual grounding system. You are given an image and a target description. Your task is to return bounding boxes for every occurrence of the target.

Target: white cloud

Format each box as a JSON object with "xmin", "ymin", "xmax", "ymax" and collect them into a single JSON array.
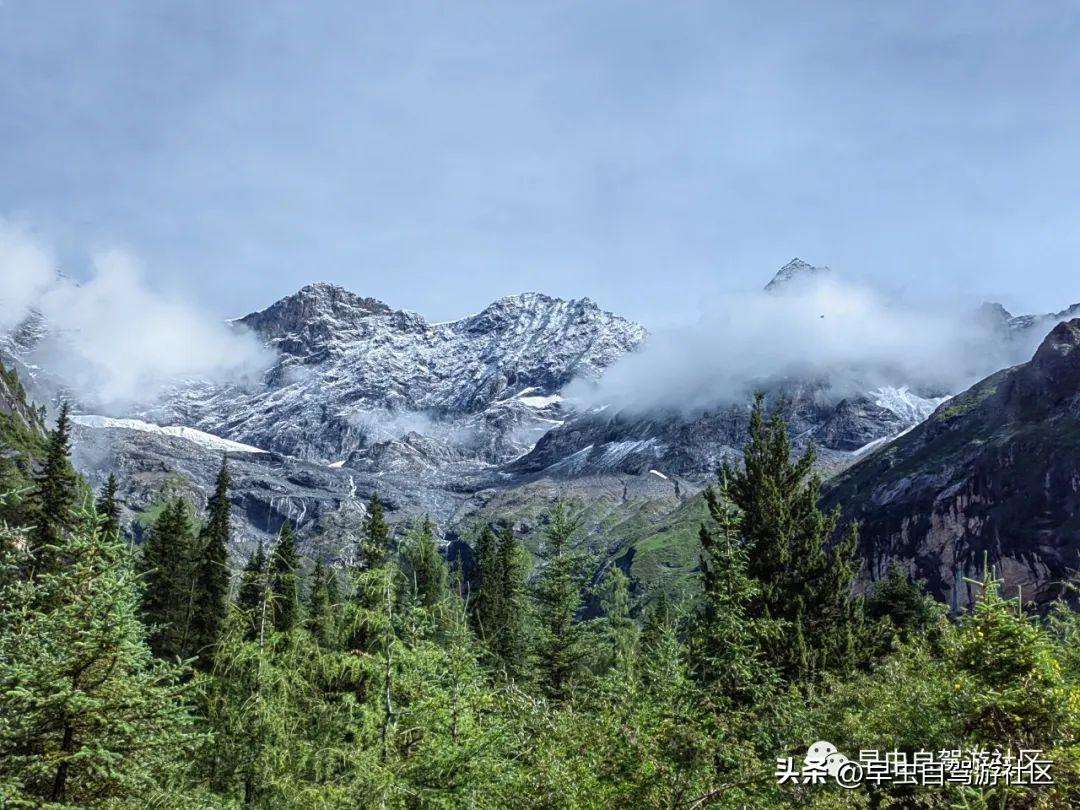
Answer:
[
  {"xmin": 0, "ymin": 227, "xmax": 275, "ymax": 410},
  {"xmin": 566, "ymin": 274, "xmax": 1017, "ymax": 415},
  {"xmin": 0, "ymin": 222, "xmax": 54, "ymax": 331}
]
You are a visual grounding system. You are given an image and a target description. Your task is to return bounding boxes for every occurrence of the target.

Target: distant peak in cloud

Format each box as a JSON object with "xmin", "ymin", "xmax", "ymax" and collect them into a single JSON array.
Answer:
[{"xmin": 763, "ymin": 258, "xmax": 831, "ymax": 292}]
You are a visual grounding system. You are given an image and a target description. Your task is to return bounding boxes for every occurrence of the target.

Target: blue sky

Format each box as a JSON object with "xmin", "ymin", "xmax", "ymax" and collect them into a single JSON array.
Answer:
[{"xmin": 2, "ymin": 1, "xmax": 1080, "ymax": 326}]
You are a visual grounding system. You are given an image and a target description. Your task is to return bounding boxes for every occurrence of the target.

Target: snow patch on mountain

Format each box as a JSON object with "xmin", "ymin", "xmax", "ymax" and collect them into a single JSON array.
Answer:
[
  {"xmin": 140, "ymin": 285, "xmax": 646, "ymax": 464},
  {"xmin": 71, "ymin": 415, "xmax": 267, "ymax": 454},
  {"xmin": 871, "ymin": 386, "xmax": 950, "ymax": 423}
]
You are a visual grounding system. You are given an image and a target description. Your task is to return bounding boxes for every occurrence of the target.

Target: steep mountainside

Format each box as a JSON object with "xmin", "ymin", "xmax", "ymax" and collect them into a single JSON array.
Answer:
[
  {"xmin": 0, "ymin": 358, "xmax": 47, "ymax": 524},
  {"xmin": 140, "ymin": 285, "xmax": 647, "ymax": 466},
  {"xmin": 824, "ymin": 319, "xmax": 1080, "ymax": 608},
  {"xmin": 6, "ymin": 260, "xmax": 1080, "ymax": 599}
]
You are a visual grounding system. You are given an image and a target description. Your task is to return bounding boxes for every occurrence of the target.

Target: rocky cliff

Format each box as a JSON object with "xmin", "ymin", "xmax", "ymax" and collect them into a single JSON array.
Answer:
[{"xmin": 824, "ymin": 319, "xmax": 1080, "ymax": 607}]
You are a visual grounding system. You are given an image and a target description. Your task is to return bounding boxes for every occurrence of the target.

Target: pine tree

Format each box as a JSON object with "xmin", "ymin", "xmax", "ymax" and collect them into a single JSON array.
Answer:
[
  {"xmin": 470, "ymin": 524, "xmax": 501, "ymax": 643},
  {"xmin": 189, "ymin": 457, "xmax": 231, "ymax": 671},
  {"xmin": 594, "ymin": 566, "xmax": 639, "ymax": 680},
  {"xmin": 399, "ymin": 517, "xmax": 448, "ymax": 611},
  {"xmin": 306, "ymin": 558, "xmax": 338, "ymax": 647},
  {"xmin": 142, "ymin": 497, "xmax": 197, "ymax": 661},
  {"xmin": 28, "ymin": 401, "xmax": 78, "ymax": 575},
  {"xmin": 533, "ymin": 503, "xmax": 587, "ymax": 701},
  {"xmin": 346, "ymin": 493, "xmax": 394, "ymax": 652},
  {"xmin": 0, "ymin": 505, "xmax": 197, "ymax": 805},
  {"xmin": 269, "ymin": 522, "xmax": 300, "ymax": 634},
  {"xmin": 721, "ymin": 395, "xmax": 860, "ymax": 678},
  {"xmin": 359, "ymin": 492, "xmax": 390, "ymax": 570},
  {"xmin": 491, "ymin": 524, "xmax": 530, "ymax": 680},
  {"xmin": 237, "ymin": 539, "xmax": 268, "ymax": 639},
  {"xmin": 691, "ymin": 485, "xmax": 777, "ymax": 707},
  {"xmin": 95, "ymin": 473, "xmax": 121, "ymax": 539},
  {"xmin": 640, "ymin": 588, "xmax": 674, "ymax": 660}
]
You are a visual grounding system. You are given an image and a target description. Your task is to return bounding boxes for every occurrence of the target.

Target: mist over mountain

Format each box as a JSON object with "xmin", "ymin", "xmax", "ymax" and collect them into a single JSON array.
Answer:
[
  {"xmin": 564, "ymin": 259, "xmax": 1051, "ymax": 417},
  {"xmin": 0, "ymin": 224, "xmax": 274, "ymax": 412}
]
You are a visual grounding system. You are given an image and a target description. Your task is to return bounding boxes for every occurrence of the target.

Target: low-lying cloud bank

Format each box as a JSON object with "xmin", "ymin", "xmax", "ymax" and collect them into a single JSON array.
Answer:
[
  {"xmin": 0, "ymin": 222, "xmax": 274, "ymax": 412},
  {"xmin": 565, "ymin": 273, "xmax": 1040, "ymax": 416}
]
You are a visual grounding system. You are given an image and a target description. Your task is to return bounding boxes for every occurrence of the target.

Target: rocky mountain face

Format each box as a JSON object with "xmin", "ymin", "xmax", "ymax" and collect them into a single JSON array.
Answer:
[
  {"xmin": 824, "ymin": 319, "xmax": 1080, "ymax": 608},
  {"xmin": 4, "ymin": 260, "xmax": 1079, "ymax": 601},
  {"xmin": 509, "ymin": 383, "xmax": 947, "ymax": 480},
  {"xmin": 764, "ymin": 257, "xmax": 831, "ymax": 291},
  {"xmin": 141, "ymin": 285, "xmax": 646, "ymax": 468}
]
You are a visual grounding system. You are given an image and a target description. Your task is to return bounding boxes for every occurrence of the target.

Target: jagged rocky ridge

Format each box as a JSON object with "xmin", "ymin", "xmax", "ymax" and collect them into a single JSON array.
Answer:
[
  {"xmin": 141, "ymin": 285, "xmax": 647, "ymax": 467},
  {"xmin": 4, "ymin": 259, "xmax": 1080, "ymax": 594},
  {"xmin": 824, "ymin": 319, "xmax": 1080, "ymax": 608}
]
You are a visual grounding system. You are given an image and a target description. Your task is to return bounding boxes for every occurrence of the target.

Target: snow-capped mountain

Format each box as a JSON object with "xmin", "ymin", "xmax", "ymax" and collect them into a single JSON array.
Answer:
[
  {"xmin": 763, "ymin": 257, "xmax": 831, "ymax": 291},
  {"xmin": 139, "ymin": 284, "xmax": 647, "ymax": 467},
  {"xmin": 5, "ymin": 259, "xmax": 1079, "ymax": 577}
]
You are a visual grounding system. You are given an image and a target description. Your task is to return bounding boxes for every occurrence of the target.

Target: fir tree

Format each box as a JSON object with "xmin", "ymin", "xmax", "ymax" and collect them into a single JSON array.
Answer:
[
  {"xmin": 491, "ymin": 524, "xmax": 530, "ymax": 680},
  {"xmin": 593, "ymin": 566, "xmax": 639, "ymax": 680},
  {"xmin": 640, "ymin": 588, "xmax": 674, "ymax": 660},
  {"xmin": 399, "ymin": 517, "xmax": 449, "ymax": 611},
  {"xmin": 359, "ymin": 492, "xmax": 390, "ymax": 569},
  {"xmin": 189, "ymin": 457, "xmax": 231, "ymax": 670},
  {"xmin": 269, "ymin": 522, "xmax": 300, "ymax": 634},
  {"xmin": 95, "ymin": 473, "xmax": 121, "ymax": 539},
  {"xmin": 0, "ymin": 505, "xmax": 197, "ymax": 805},
  {"xmin": 28, "ymin": 401, "xmax": 78, "ymax": 575},
  {"xmin": 306, "ymin": 558, "xmax": 338, "ymax": 647},
  {"xmin": 345, "ymin": 493, "xmax": 394, "ymax": 652},
  {"xmin": 236, "ymin": 539, "xmax": 268, "ymax": 639},
  {"xmin": 533, "ymin": 503, "xmax": 587, "ymax": 701},
  {"xmin": 691, "ymin": 485, "xmax": 777, "ymax": 707},
  {"xmin": 470, "ymin": 524, "xmax": 501, "ymax": 642},
  {"xmin": 141, "ymin": 497, "xmax": 196, "ymax": 661},
  {"xmin": 721, "ymin": 395, "xmax": 860, "ymax": 678}
]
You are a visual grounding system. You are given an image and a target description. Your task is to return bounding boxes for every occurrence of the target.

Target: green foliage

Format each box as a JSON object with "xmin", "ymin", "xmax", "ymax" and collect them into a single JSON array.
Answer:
[
  {"xmin": 591, "ymin": 566, "xmax": 639, "ymax": 680},
  {"xmin": 864, "ymin": 564, "xmax": 947, "ymax": 657},
  {"xmin": 359, "ymin": 491, "xmax": 390, "ymax": 569},
  {"xmin": 533, "ymin": 503, "xmax": 588, "ymax": 701},
  {"xmin": 399, "ymin": 517, "xmax": 448, "ymax": 612},
  {"xmin": 142, "ymin": 496, "xmax": 198, "ymax": 661},
  {"xmin": 306, "ymin": 558, "xmax": 339, "ymax": 648},
  {"xmin": 237, "ymin": 538, "xmax": 269, "ymax": 638},
  {"xmin": 0, "ymin": 368, "xmax": 47, "ymax": 528},
  {"xmin": 2, "ymin": 392, "xmax": 1078, "ymax": 807},
  {"xmin": 0, "ymin": 505, "xmax": 199, "ymax": 806},
  {"xmin": 472, "ymin": 523, "xmax": 532, "ymax": 681},
  {"xmin": 189, "ymin": 457, "xmax": 232, "ymax": 671},
  {"xmin": 691, "ymin": 485, "xmax": 780, "ymax": 710},
  {"xmin": 270, "ymin": 522, "xmax": 301, "ymax": 634},
  {"xmin": 95, "ymin": 473, "xmax": 121, "ymax": 539},
  {"xmin": 722, "ymin": 394, "xmax": 861, "ymax": 678},
  {"xmin": 27, "ymin": 402, "xmax": 79, "ymax": 576}
]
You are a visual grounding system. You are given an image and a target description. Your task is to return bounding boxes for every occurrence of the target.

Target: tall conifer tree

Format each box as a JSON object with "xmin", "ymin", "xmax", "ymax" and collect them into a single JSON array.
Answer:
[
  {"xmin": 399, "ymin": 518, "xmax": 448, "ymax": 611},
  {"xmin": 269, "ymin": 522, "xmax": 300, "ymax": 634},
  {"xmin": 0, "ymin": 506, "xmax": 196, "ymax": 805},
  {"xmin": 721, "ymin": 395, "xmax": 860, "ymax": 678},
  {"xmin": 96, "ymin": 473, "xmax": 121, "ymax": 539},
  {"xmin": 236, "ymin": 539, "xmax": 268, "ymax": 640},
  {"xmin": 359, "ymin": 492, "xmax": 390, "ymax": 569},
  {"xmin": 189, "ymin": 457, "xmax": 231, "ymax": 670},
  {"xmin": 470, "ymin": 524, "xmax": 500, "ymax": 642},
  {"xmin": 142, "ymin": 497, "xmax": 196, "ymax": 661},
  {"xmin": 306, "ymin": 558, "xmax": 338, "ymax": 647},
  {"xmin": 28, "ymin": 402, "xmax": 78, "ymax": 575},
  {"xmin": 533, "ymin": 503, "xmax": 586, "ymax": 701},
  {"xmin": 491, "ymin": 524, "xmax": 530, "ymax": 680}
]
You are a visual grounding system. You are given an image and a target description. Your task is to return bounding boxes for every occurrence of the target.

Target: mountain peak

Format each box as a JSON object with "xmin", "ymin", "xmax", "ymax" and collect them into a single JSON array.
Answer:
[
  {"xmin": 1031, "ymin": 318, "xmax": 1080, "ymax": 371},
  {"xmin": 238, "ymin": 283, "xmax": 393, "ymax": 342},
  {"xmin": 764, "ymin": 258, "xmax": 830, "ymax": 292}
]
